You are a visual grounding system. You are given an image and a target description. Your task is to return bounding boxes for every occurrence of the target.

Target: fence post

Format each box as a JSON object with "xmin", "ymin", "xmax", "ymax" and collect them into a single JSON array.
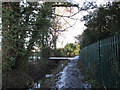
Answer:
[
  {"xmin": 79, "ymin": 32, "xmax": 120, "ymax": 88},
  {"xmin": 98, "ymin": 41, "xmax": 102, "ymax": 83},
  {"xmin": 98, "ymin": 40, "xmax": 102, "ymax": 83},
  {"xmin": 117, "ymin": 33, "xmax": 120, "ymax": 88}
]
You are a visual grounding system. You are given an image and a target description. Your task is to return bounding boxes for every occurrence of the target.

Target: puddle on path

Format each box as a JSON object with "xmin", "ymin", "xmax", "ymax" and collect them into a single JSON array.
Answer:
[{"xmin": 34, "ymin": 80, "xmax": 41, "ymax": 88}]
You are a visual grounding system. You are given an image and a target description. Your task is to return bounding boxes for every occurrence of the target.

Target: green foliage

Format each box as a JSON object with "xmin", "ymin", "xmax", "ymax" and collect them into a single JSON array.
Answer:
[
  {"xmin": 2, "ymin": 2, "xmax": 26, "ymax": 70},
  {"xmin": 2, "ymin": 2, "xmax": 55, "ymax": 70},
  {"xmin": 2, "ymin": 2, "xmax": 76, "ymax": 88},
  {"xmin": 63, "ymin": 43, "xmax": 79, "ymax": 56},
  {"xmin": 52, "ymin": 48, "xmax": 65, "ymax": 57},
  {"xmin": 49, "ymin": 43, "xmax": 80, "ymax": 57},
  {"xmin": 79, "ymin": 2, "xmax": 120, "ymax": 48}
]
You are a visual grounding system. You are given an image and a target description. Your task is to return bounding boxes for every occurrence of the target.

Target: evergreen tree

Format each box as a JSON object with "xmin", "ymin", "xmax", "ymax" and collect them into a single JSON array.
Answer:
[{"xmin": 79, "ymin": 2, "xmax": 120, "ymax": 48}]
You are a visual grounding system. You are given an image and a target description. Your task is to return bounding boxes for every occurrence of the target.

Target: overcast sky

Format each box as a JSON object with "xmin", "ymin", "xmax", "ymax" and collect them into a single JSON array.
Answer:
[
  {"xmin": 56, "ymin": 0, "xmax": 114, "ymax": 48},
  {"xmin": 0, "ymin": 0, "xmax": 115, "ymax": 49}
]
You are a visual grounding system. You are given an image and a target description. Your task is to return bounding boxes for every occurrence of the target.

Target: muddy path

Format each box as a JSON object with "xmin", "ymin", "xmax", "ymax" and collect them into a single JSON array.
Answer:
[{"xmin": 53, "ymin": 58, "xmax": 91, "ymax": 89}]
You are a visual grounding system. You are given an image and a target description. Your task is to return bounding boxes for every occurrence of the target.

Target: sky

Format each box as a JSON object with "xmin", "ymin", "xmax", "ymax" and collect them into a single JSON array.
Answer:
[
  {"xmin": 56, "ymin": 0, "xmax": 114, "ymax": 48},
  {"xmin": 0, "ymin": 0, "xmax": 115, "ymax": 49}
]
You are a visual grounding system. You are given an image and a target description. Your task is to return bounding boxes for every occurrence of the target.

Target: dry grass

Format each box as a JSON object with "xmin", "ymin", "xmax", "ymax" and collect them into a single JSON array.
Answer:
[
  {"xmin": 77, "ymin": 61, "xmax": 104, "ymax": 88},
  {"xmin": 2, "ymin": 59, "xmax": 62, "ymax": 88},
  {"xmin": 2, "ymin": 70, "xmax": 34, "ymax": 88},
  {"xmin": 2, "ymin": 59, "xmax": 69, "ymax": 88}
]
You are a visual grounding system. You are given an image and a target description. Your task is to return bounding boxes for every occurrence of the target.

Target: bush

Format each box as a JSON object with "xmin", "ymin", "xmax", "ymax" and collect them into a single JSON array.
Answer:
[
  {"xmin": 27, "ymin": 60, "xmax": 50, "ymax": 82},
  {"xmin": 2, "ymin": 70, "xmax": 34, "ymax": 88}
]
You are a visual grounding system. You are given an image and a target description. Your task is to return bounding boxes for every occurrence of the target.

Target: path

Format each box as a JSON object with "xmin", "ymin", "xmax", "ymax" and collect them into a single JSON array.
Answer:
[{"xmin": 54, "ymin": 57, "xmax": 91, "ymax": 89}]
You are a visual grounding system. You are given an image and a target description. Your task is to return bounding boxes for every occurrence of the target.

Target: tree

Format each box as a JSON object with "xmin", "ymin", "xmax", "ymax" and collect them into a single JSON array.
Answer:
[
  {"xmin": 2, "ymin": 2, "xmax": 83, "ymax": 88},
  {"xmin": 79, "ymin": 2, "xmax": 120, "ymax": 48},
  {"xmin": 26, "ymin": 2, "xmax": 54, "ymax": 59},
  {"xmin": 2, "ymin": 1, "xmax": 80, "ymax": 70},
  {"xmin": 2, "ymin": 2, "xmax": 55, "ymax": 70},
  {"xmin": 64, "ymin": 43, "xmax": 79, "ymax": 56},
  {"xmin": 2, "ymin": 2, "xmax": 26, "ymax": 70}
]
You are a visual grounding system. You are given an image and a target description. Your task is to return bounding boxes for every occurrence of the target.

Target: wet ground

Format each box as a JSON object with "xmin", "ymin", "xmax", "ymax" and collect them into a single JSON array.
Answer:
[{"xmin": 54, "ymin": 58, "xmax": 91, "ymax": 89}]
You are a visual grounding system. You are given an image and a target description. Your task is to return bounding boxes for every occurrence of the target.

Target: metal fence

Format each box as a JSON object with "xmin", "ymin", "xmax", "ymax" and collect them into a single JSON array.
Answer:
[{"xmin": 79, "ymin": 33, "xmax": 120, "ymax": 88}]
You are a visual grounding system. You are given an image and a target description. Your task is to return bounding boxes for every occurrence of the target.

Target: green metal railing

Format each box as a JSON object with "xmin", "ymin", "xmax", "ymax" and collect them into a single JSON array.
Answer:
[{"xmin": 79, "ymin": 33, "xmax": 120, "ymax": 88}]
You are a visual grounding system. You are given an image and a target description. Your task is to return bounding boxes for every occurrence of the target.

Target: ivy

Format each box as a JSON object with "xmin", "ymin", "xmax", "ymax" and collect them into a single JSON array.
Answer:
[{"xmin": 2, "ymin": 2, "xmax": 56, "ymax": 70}]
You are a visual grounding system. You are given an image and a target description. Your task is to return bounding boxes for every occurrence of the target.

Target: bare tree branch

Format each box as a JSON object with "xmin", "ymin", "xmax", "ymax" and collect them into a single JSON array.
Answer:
[
  {"xmin": 53, "ymin": 9, "xmax": 80, "ymax": 18},
  {"xmin": 62, "ymin": 17, "xmax": 71, "ymax": 26},
  {"xmin": 57, "ymin": 20, "xmax": 77, "ymax": 32},
  {"xmin": 52, "ymin": 3, "xmax": 79, "ymax": 7}
]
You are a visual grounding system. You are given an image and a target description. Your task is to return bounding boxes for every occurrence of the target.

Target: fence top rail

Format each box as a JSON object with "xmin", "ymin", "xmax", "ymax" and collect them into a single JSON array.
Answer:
[{"xmin": 81, "ymin": 32, "xmax": 120, "ymax": 50}]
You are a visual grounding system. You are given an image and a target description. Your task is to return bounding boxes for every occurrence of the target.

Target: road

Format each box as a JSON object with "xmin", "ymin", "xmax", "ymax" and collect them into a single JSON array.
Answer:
[{"xmin": 54, "ymin": 57, "xmax": 91, "ymax": 89}]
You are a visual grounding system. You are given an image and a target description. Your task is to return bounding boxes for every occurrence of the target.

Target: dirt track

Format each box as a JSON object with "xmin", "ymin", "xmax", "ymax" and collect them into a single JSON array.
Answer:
[{"xmin": 54, "ymin": 58, "xmax": 91, "ymax": 89}]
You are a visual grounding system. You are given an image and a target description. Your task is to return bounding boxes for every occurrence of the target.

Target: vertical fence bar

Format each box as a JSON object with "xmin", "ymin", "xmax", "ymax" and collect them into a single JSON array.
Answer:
[
  {"xmin": 117, "ymin": 33, "xmax": 120, "ymax": 88},
  {"xmin": 79, "ymin": 33, "xmax": 120, "ymax": 88}
]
